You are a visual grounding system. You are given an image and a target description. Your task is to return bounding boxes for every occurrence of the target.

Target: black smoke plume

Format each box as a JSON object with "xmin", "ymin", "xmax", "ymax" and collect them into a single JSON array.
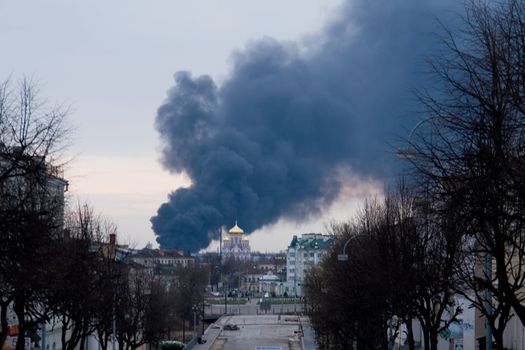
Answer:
[{"xmin": 152, "ymin": 0, "xmax": 459, "ymax": 251}]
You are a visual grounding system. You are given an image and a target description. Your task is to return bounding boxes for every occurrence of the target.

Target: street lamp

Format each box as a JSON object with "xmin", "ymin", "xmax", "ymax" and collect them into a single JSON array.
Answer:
[
  {"xmin": 201, "ymin": 300, "xmax": 206, "ymax": 335},
  {"xmin": 191, "ymin": 304, "xmax": 199, "ymax": 342},
  {"xmin": 224, "ymin": 282, "xmax": 228, "ymax": 315},
  {"xmin": 396, "ymin": 116, "xmax": 436, "ymax": 160},
  {"xmin": 337, "ymin": 234, "xmax": 365, "ymax": 262},
  {"xmin": 398, "ymin": 116, "xmax": 494, "ymax": 349},
  {"xmin": 236, "ymin": 272, "xmax": 243, "ymax": 315}
]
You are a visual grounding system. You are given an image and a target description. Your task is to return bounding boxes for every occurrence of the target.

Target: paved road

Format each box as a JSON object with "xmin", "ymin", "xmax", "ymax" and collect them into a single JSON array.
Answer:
[{"xmin": 190, "ymin": 314, "xmax": 317, "ymax": 350}]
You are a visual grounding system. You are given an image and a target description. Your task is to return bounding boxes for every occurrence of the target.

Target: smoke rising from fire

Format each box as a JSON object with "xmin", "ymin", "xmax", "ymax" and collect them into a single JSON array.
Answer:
[{"xmin": 151, "ymin": 0, "xmax": 458, "ymax": 251}]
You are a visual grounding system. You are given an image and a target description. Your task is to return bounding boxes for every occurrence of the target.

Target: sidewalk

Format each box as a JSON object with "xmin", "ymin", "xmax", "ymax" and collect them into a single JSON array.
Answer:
[
  {"xmin": 301, "ymin": 317, "xmax": 319, "ymax": 350},
  {"xmin": 188, "ymin": 316, "xmax": 231, "ymax": 350}
]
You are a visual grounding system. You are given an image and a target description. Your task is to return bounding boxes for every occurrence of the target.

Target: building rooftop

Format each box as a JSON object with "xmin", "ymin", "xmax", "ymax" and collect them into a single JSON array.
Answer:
[
  {"xmin": 288, "ymin": 233, "xmax": 332, "ymax": 250},
  {"xmin": 130, "ymin": 248, "xmax": 190, "ymax": 259}
]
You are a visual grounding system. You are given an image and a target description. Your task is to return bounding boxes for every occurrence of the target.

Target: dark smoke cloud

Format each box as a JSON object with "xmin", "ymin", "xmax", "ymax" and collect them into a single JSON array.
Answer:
[{"xmin": 152, "ymin": 0, "xmax": 460, "ymax": 251}]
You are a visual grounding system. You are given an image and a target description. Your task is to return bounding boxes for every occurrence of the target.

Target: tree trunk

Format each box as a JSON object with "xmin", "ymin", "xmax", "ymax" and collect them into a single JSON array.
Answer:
[
  {"xmin": 78, "ymin": 333, "xmax": 86, "ymax": 350},
  {"xmin": 61, "ymin": 316, "xmax": 68, "ymax": 350},
  {"xmin": 64, "ymin": 318, "xmax": 84, "ymax": 350},
  {"xmin": 13, "ymin": 295, "xmax": 25, "ymax": 350},
  {"xmin": 492, "ymin": 326, "xmax": 503, "ymax": 350},
  {"xmin": 421, "ymin": 326, "xmax": 429, "ymax": 350},
  {"xmin": 0, "ymin": 300, "xmax": 10, "ymax": 350},
  {"xmin": 182, "ymin": 320, "xmax": 185, "ymax": 343},
  {"xmin": 429, "ymin": 330, "xmax": 438, "ymax": 350},
  {"xmin": 98, "ymin": 330, "xmax": 109, "ymax": 350},
  {"xmin": 406, "ymin": 318, "xmax": 415, "ymax": 350},
  {"xmin": 382, "ymin": 321, "xmax": 389, "ymax": 350}
]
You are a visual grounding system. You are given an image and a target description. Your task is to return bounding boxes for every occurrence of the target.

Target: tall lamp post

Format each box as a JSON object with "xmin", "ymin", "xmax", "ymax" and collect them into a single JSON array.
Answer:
[
  {"xmin": 236, "ymin": 272, "xmax": 243, "ymax": 315},
  {"xmin": 224, "ymin": 282, "xmax": 228, "ymax": 315},
  {"xmin": 337, "ymin": 234, "xmax": 368, "ymax": 350},
  {"xmin": 219, "ymin": 226, "xmax": 228, "ymax": 315},
  {"xmin": 399, "ymin": 117, "xmax": 494, "ymax": 350},
  {"xmin": 202, "ymin": 301, "xmax": 206, "ymax": 335},
  {"xmin": 191, "ymin": 304, "xmax": 199, "ymax": 342}
]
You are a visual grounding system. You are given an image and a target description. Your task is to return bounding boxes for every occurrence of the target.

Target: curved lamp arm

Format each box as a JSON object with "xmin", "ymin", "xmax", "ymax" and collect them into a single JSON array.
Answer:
[
  {"xmin": 337, "ymin": 234, "xmax": 364, "ymax": 262},
  {"xmin": 397, "ymin": 116, "xmax": 436, "ymax": 160}
]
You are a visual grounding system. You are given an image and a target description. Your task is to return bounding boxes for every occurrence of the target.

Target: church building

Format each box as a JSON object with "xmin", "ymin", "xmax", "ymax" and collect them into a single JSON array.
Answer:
[{"xmin": 222, "ymin": 221, "xmax": 251, "ymax": 260}]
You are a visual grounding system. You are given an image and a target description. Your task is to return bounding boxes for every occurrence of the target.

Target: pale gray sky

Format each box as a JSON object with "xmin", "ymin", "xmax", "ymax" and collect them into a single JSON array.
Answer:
[{"xmin": 0, "ymin": 0, "xmax": 380, "ymax": 251}]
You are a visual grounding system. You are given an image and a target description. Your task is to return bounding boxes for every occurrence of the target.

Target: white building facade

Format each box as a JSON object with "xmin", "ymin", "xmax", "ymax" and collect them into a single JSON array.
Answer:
[{"xmin": 285, "ymin": 233, "xmax": 331, "ymax": 297}]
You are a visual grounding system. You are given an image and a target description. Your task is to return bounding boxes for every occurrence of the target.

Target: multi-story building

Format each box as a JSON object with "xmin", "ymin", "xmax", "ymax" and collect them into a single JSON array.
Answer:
[{"xmin": 286, "ymin": 233, "xmax": 332, "ymax": 297}]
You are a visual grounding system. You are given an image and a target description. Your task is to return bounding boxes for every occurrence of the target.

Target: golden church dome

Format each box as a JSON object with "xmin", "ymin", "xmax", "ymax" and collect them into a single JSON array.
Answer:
[{"xmin": 228, "ymin": 221, "xmax": 244, "ymax": 234}]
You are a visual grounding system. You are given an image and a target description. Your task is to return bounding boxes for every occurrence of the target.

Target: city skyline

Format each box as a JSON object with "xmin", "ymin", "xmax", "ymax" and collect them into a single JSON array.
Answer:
[{"xmin": 0, "ymin": 0, "xmax": 353, "ymax": 252}]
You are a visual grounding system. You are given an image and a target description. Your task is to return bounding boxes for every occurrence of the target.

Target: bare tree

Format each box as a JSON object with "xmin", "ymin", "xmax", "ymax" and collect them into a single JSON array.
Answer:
[
  {"xmin": 305, "ymin": 183, "xmax": 464, "ymax": 350},
  {"xmin": 47, "ymin": 204, "xmax": 118, "ymax": 350},
  {"xmin": 406, "ymin": 0, "xmax": 525, "ymax": 347},
  {"xmin": 170, "ymin": 264, "xmax": 209, "ymax": 343},
  {"xmin": 115, "ymin": 267, "xmax": 155, "ymax": 350},
  {"xmin": 305, "ymin": 218, "xmax": 389, "ymax": 350},
  {"xmin": 144, "ymin": 281, "xmax": 173, "ymax": 348},
  {"xmin": 0, "ymin": 77, "xmax": 70, "ymax": 182},
  {"xmin": 0, "ymin": 77, "xmax": 70, "ymax": 350}
]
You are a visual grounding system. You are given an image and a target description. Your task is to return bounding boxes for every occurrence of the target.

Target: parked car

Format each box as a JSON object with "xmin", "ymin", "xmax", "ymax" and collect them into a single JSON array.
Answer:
[{"xmin": 223, "ymin": 323, "xmax": 239, "ymax": 331}]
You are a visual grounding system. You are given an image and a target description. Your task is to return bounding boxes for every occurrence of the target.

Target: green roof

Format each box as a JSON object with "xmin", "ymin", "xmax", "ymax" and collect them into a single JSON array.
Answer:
[{"xmin": 289, "ymin": 234, "xmax": 332, "ymax": 250}]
